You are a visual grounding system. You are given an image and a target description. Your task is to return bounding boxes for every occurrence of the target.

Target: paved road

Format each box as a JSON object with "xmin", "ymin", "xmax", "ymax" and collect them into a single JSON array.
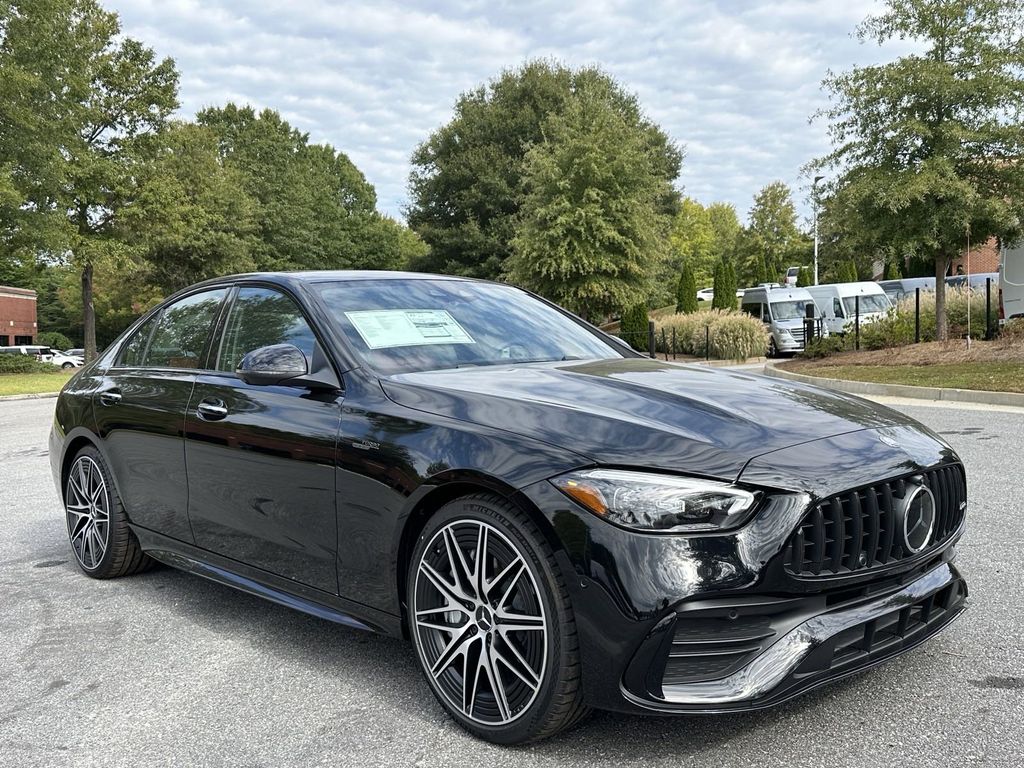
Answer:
[{"xmin": 1, "ymin": 397, "xmax": 1022, "ymax": 767}]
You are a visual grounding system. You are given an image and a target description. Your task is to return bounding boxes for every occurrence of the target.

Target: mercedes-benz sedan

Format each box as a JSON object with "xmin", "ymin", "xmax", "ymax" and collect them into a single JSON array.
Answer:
[{"xmin": 50, "ymin": 271, "xmax": 968, "ymax": 744}]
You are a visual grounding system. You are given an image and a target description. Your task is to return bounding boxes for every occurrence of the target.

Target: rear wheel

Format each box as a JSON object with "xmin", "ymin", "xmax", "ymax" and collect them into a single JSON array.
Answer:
[
  {"xmin": 64, "ymin": 446, "xmax": 152, "ymax": 578},
  {"xmin": 408, "ymin": 494, "xmax": 588, "ymax": 744}
]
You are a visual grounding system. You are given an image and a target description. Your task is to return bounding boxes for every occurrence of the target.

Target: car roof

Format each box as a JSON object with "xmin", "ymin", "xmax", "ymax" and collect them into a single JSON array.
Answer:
[{"xmin": 169, "ymin": 270, "xmax": 481, "ymax": 301}]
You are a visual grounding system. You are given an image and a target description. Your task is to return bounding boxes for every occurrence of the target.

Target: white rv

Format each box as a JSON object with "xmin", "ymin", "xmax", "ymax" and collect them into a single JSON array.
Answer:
[
  {"xmin": 806, "ymin": 282, "xmax": 892, "ymax": 336},
  {"xmin": 740, "ymin": 285, "xmax": 826, "ymax": 356}
]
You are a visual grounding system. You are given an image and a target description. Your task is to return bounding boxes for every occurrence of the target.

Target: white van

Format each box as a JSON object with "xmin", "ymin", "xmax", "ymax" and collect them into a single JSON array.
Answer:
[
  {"xmin": 1002, "ymin": 242, "xmax": 1024, "ymax": 324},
  {"xmin": 805, "ymin": 282, "xmax": 893, "ymax": 336},
  {"xmin": 741, "ymin": 285, "xmax": 827, "ymax": 356}
]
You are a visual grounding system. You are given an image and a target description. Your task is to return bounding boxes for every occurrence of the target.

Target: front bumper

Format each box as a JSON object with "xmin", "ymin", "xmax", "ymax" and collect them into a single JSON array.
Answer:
[{"xmin": 626, "ymin": 560, "xmax": 966, "ymax": 713}]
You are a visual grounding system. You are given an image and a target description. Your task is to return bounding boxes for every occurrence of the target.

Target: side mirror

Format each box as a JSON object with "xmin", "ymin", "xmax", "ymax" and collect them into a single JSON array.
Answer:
[{"xmin": 236, "ymin": 343, "xmax": 308, "ymax": 386}]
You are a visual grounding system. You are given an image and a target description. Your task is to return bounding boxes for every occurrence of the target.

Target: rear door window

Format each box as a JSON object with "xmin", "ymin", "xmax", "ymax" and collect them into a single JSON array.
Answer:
[{"xmin": 144, "ymin": 290, "xmax": 228, "ymax": 369}]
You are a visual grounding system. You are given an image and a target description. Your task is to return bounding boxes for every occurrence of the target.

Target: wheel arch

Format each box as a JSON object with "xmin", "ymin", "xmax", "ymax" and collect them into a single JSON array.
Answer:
[{"xmin": 394, "ymin": 471, "xmax": 566, "ymax": 638}]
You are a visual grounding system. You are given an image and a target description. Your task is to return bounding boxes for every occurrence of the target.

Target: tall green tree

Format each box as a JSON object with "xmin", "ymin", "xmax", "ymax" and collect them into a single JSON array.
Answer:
[
  {"xmin": 668, "ymin": 197, "xmax": 714, "ymax": 284},
  {"xmin": 711, "ymin": 257, "xmax": 737, "ymax": 310},
  {"xmin": 1, "ymin": 0, "xmax": 179, "ymax": 360},
  {"xmin": 743, "ymin": 182, "xmax": 802, "ymax": 284},
  {"xmin": 118, "ymin": 122, "xmax": 257, "ymax": 293},
  {"xmin": 706, "ymin": 202, "xmax": 742, "ymax": 266},
  {"xmin": 812, "ymin": 0, "xmax": 1024, "ymax": 340},
  {"xmin": 676, "ymin": 261, "xmax": 698, "ymax": 313},
  {"xmin": 408, "ymin": 60, "xmax": 682, "ymax": 281},
  {"xmin": 506, "ymin": 80, "xmax": 673, "ymax": 322}
]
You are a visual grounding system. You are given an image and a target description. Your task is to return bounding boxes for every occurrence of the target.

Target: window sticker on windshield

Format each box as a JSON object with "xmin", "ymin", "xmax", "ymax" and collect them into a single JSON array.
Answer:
[{"xmin": 345, "ymin": 309, "xmax": 476, "ymax": 349}]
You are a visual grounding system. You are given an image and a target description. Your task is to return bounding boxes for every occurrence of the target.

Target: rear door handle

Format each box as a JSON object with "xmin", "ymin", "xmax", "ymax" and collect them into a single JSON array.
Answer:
[
  {"xmin": 196, "ymin": 399, "xmax": 228, "ymax": 421},
  {"xmin": 99, "ymin": 388, "xmax": 122, "ymax": 406}
]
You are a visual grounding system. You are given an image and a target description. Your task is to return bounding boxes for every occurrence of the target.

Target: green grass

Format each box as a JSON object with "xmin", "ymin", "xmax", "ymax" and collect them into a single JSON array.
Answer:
[
  {"xmin": 796, "ymin": 363, "xmax": 1024, "ymax": 394},
  {"xmin": 0, "ymin": 370, "xmax": 74, "ymax": 397}
]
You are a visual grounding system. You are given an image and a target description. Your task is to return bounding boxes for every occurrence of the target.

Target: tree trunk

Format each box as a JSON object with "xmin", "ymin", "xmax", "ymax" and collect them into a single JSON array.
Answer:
[
  {"xmin": 934, "ymin": 254, "xmax": 949, "ymax": 342},
  {"xmin": 82, "ymin": 262, "xmax": 96, "ymax": 362}
]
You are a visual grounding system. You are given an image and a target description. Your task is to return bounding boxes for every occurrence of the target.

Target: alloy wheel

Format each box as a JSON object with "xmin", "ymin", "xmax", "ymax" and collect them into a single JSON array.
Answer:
[
  {"xmin": 412, "ymin": 519, "xmax": 548, "ymax": 726},
  {"xmin": 65, "ymin": 455, "xmax": 110, "ymax": 570}
]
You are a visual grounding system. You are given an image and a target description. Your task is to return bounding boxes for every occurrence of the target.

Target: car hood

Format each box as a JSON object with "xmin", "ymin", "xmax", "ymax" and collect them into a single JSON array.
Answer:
[{"xmin": 380, "ymin": 358, "xmax": 918, "ymax": 481}]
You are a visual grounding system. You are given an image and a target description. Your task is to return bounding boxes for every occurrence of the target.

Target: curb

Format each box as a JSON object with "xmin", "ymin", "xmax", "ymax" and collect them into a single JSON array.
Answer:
[
  {"xmin": 764, "ymin": 363, "xmax": 1024, "ymax": 408},
  {"xmin": 0, "ymin": 391, "xmax": 60, "ymax": 402}
]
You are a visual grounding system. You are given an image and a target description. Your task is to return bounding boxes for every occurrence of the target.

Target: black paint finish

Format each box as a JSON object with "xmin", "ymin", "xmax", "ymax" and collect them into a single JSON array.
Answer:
[{"xmin": 48, "ymin": 270, "xmax": 969, "ymax": 717}]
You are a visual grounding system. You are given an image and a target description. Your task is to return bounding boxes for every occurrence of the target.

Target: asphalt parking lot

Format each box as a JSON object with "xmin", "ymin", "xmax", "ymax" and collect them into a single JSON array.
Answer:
[{"xmin": 1, "ymin": 395, "xmax": 1022, "ymax": 767}]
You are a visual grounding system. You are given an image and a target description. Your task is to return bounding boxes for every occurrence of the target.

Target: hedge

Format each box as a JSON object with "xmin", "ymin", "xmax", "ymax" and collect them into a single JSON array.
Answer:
[{"xmin": 654, "ymin": 309, "xmax": 770, "ymax": 361}]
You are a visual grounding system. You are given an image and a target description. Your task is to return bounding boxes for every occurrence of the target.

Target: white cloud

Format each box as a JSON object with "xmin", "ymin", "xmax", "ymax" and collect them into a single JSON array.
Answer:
[{"xmin": 107, "ymin": 0, "xmax": 898, "ymax": 222}]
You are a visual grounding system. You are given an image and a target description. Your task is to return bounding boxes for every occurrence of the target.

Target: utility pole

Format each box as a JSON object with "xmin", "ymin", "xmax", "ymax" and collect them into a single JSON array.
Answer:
[{"xmin": 812, "ymin": 175, "xmax": 824, "ymax": 285}]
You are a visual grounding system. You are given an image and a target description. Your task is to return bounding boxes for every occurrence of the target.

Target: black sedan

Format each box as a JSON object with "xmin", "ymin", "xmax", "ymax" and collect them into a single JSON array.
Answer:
[{"xmin": 49, "ymin": 271, "xmax": 968, "ymax": 744}]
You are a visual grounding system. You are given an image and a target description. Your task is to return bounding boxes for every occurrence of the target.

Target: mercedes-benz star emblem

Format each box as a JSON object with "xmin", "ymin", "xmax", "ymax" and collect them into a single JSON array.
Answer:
[{"xmin": 900, "ymin": 483, "xmax": 937, "ymax": 554}]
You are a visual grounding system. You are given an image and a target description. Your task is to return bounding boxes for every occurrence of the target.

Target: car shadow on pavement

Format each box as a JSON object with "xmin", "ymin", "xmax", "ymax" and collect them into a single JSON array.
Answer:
[{"xmin": 125, "ymin": 561, "xmax": 859, "ymax": 758}]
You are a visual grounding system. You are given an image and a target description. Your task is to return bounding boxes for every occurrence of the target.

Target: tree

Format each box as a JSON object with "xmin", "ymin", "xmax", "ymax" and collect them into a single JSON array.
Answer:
[
  {"xmin": 882, "ymin": 257, "xmax": 903, "ymax": 280},
  {"xmin": 118, "ymin": 122, "xmax": 257, "ymax": 293},
  {"xmin": 1, "ymin": 0, "xmax": 179, "ymax": 360},
  {"xmin": 711, "ymin": 257, "xmax": 737, "ymax": 310},
  {"xmin": 743, "ymin": 182, "xmax": 802, "ymax": 283},
  {"xmin": 668, "ymin": 198, "xmax": 714, "ymax": 284},
  {"xmin": 505, "ymin": 80, "xmax": 674, "ymax": 322},
  {"xmin": 795, "ymin": 266, "xmax": 813, "ymax": 287},
  {"xmin": 676, "ymin": 262, "xmax": 698, "ymax": 313},
  {"xmin": 812, "ymin": 0, "xmax": 1024, "ymax": 340},
  {"xmin": 408, "ymin": 60, "xmax": 682, "ymax": 281},
  {"xmin": 706, "ymin": 202, "xmax": 742, "ymax": 267}
]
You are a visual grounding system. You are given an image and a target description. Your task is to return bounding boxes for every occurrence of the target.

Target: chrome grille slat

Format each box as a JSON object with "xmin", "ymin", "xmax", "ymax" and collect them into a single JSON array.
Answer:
[{"xmin": 783, "ymin": 465, "xmax": 966, "ymax": 577}]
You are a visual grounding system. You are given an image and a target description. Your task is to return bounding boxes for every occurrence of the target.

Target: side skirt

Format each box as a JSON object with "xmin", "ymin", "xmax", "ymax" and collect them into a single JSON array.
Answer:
[{"xmin": 134, "ymin": 526, "xmax": 404, "ymax": 637}]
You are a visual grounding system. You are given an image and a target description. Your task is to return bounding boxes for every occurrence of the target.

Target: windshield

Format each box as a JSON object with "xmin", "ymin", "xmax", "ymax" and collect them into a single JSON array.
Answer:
[
  {"xmin": 769, "ymin": 299, "xmax": 814, "ymax": 321},
  {"xmin": 316, "ymin": 279, "xmax": 623, "ymax": 375},
  {"xmin": 842, "ymin": 294, "xmax": 890, "ymax": 315}
]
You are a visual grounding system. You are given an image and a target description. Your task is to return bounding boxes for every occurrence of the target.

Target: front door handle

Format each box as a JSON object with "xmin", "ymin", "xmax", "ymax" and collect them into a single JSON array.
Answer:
[
  {"xmin": 196, "ymin": 399, "xmax": 228, "ymax": 421},
  {"xmin": 99, "ymin": 388, "xmax": 122, "ymax": 406}
]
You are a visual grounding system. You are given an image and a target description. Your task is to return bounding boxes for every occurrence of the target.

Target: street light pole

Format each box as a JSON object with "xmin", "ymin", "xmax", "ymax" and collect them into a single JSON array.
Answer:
[{"xmin": 812, "ymin": 175, "xmax": 824, "ymax": 286}]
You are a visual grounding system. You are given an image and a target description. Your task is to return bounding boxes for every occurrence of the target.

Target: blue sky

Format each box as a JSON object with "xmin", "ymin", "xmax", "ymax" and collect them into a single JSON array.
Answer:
[{"xmin": 107, "ymin": 0, "xmax": 905, "ymax": 225}]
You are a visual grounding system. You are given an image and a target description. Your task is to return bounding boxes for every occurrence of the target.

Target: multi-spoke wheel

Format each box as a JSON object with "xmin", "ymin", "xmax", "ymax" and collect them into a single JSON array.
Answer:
[
  {"xmin": 66, "ymin": 455, "xmax": 110, "ymax": 570},
  {"xmin": 408, "ymin": 494, "xmax": 588, "ymax": 744},
  {"xmin": 63, "ymin": 446, "xmax": 152, "ymax": 579}
]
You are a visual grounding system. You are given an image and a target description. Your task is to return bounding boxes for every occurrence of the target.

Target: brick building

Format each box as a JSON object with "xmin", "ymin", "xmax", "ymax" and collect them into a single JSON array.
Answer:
[
  {"xmin": 0, "ymin": 285, "xmax": 38, "ymax": 346},
  {"xmin": 950, "ymin": 237, "xmax": 1001, "ymax": 275}
]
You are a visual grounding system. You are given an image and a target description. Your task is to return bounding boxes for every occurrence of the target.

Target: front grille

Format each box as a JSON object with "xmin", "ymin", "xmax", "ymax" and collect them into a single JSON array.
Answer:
[
  {"xmin": 782, "ymin": 464, "xmax": 966, "ymax": 577},
  {"xmin": 795, "ymin": 576, "xmax": 967, "ymax": 676},
  {"xmin": 663, "ymin": 616, "xmax": 776, "ymax": 685}
]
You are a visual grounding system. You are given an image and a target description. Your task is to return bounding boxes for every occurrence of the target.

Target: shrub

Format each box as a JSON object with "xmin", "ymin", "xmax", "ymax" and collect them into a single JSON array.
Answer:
[
  {"xmin": 801, "ymin": 335, "xmax": 851, "ymax": 359},
  {"xmin": 675, "ymin": 262, "xmax": 698, "ymax": 314},
  {"xmin": 0, "ymin": 354, "xmax": 57, "ymax": 374},
  {"xmin": 711, "ymin": 258, "xmax": 737, "ymax": 310},
  {"xmin": 619, "ymin": 303, "xmax": 650, "ymax": 351},
  {"xmin": 37, "ymin": 331, "xmax": 74, "ymax": 350},
  {"xmin": 654, "ymin": 309, "xmax": 769, "ymax": 361},
  {"xmin": 860, "ymin": 287, "xmax": 998, "ymax": 350}
]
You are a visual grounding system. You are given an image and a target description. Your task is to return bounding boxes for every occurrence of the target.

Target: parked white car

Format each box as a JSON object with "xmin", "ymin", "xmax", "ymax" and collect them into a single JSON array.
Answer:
[
  {"xmin": 696, "ymin": 287, "xmax": 746, "ymax": 303},
  {"xmin": 1002, "ymin": 241, "xmax": 1024, "ymax": 324},
  {"xmin": 49, "ymin": 349, "xmax": 84, "ymax": 368},
  {"xmin": 806, "ymin": 282, "xmax": 892, "ymax": 336}
]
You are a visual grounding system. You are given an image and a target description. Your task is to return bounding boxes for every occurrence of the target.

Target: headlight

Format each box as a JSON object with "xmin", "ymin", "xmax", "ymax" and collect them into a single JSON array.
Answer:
[
  {"xmin": 779, "ymin": 329, "xmax": 794, "ymax": 338},
  {"xmin": 550, "ymin": 469, "xmax": 758, "ymax": 533}
]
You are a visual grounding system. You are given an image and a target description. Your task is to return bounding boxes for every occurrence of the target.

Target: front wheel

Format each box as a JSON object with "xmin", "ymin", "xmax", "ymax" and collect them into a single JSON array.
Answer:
[
  {"xmin": 61, "ymin": 362, "xmax": 74, "ymax": 369},
  {"xmin": 407, "ymin": 494, "xmax": 588, "ymax": 744}
]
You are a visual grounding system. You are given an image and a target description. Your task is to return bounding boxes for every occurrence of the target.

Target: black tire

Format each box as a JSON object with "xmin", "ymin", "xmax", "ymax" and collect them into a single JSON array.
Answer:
[
  {"xmin": 767, "ymin": 337, "xmax": 778, "ymax": 358},
  {"xmin": 407, "ymin": 493, "xmax": 589, "ymax": 744},
  {"xmin": 63, "ymin": 445, "xmax": 153, "ymax": 579},
  {"xmin": 61, "ymin": 362, "xmax": 74, "ymax": 369}
]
